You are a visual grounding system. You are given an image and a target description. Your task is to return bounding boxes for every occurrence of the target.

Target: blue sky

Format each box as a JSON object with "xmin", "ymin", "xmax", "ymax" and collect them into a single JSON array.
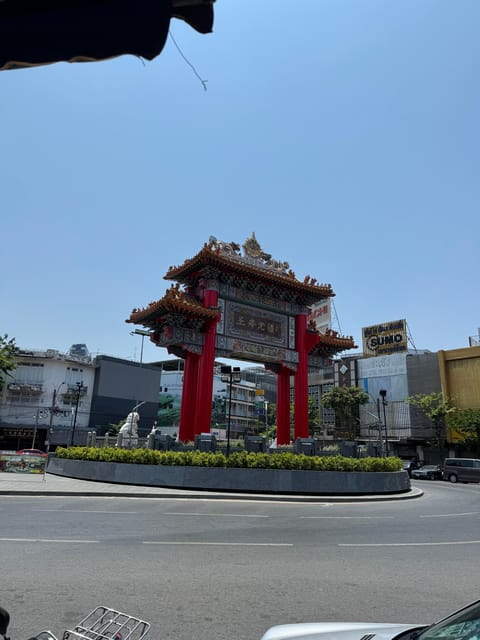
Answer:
[{"xmin": 1, "ymin": 0, "xmax": 479, "ymax": 364}]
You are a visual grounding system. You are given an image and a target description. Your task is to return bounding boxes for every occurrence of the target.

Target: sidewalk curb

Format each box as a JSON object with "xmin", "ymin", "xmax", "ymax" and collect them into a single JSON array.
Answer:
[{"xmin": 0, "ymin": 486, "xmax": 424, "ymax": 502}]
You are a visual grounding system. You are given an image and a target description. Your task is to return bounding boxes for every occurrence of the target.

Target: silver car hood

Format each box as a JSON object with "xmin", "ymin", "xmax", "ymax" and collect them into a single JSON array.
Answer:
[{"xmin": 261, "ymin": 621, "xmax": 423, "ymax": 640}]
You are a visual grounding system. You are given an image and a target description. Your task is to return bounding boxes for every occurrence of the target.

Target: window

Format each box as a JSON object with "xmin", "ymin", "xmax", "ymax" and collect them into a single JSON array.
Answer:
[{"xmin": 65, "ymin": 367, "xmax": 83, "ymax": 386}]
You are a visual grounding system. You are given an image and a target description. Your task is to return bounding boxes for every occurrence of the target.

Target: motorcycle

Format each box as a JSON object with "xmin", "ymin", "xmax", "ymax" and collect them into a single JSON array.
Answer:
[{"xmin": 0, "ymin": 607, "xmax": 150, "ymax": 640}]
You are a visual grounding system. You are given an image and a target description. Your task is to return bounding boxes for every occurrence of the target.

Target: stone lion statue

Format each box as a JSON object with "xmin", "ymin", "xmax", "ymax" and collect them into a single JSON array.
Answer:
[{"xmin": 117, "ymin": 411, "xmax": 139, "ymax": 448}]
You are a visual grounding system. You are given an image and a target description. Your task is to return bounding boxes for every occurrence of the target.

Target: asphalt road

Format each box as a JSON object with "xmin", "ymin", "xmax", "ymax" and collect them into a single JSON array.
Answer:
[{"xmin": 1, "ymin": 480, "xmax": 479, "ymax": 640}]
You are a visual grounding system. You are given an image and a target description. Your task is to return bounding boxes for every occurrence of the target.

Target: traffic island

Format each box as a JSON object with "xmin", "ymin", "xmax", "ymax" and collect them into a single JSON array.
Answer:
[{"xmin": 47, "ymin": 457, "xmax": 410, "ymax": 496}]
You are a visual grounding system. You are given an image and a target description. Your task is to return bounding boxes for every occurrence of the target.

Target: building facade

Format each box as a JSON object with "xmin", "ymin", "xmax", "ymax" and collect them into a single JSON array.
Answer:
[
  {"xmin": 0, "ymin": 345, "xmax": 95, "ymax": 450},
  {"xmin": 326, "ymin": 345, "xmax": 480, "ymax": 460},
  {"xmin": 0, "ymin": 347, "xmax": 162, "ymax": 449},
  {"xmin": 156, "ymin": 359, "xmax": 258, "ymax": 439},
  {"xmin": 89, "ymin": 355, "xmax": 161, "ymax": 436}
]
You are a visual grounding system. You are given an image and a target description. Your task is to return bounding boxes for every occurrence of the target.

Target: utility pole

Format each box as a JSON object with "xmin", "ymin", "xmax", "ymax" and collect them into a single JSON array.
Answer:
[
  {"xmin": 220, "ymin": 366, "xmax": 241, "ymax": 456},
  {"xmin": 32, "ymin": 407, "xmax": 40, "ymax": 449},
  {"xmin": 46, "ymin": 388, "xmax": 57, "ymax": 453},
  {"xmin": 70, "ymin": 382, "xmax": 84, "ymax": 446},
  {"xmin": 379, "ymin": 389, "xmax": 389, "ymax": 457}
]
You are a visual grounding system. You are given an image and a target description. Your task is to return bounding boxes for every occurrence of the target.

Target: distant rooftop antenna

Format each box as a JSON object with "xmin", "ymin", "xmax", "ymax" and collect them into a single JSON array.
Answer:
[
  {"xmin": 331, "ymin": 299, "xmax": 356, "ymax": 360},
  {"xmin": 406, "ymin": 322, "xmax": 417, "ymax": 352},
  {"xmin": 331, "ymin": 299, "xmax": 343, "ymax": 335},
  {"xmin": 469, "ymin": 327, "xmax": 480, "ymax": 347}
]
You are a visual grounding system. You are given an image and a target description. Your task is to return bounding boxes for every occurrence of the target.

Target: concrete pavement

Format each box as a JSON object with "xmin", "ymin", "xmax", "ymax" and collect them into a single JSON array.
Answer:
[{"xmin": 0, "ymin": 471, "xmax": 424, "ymax": 502}]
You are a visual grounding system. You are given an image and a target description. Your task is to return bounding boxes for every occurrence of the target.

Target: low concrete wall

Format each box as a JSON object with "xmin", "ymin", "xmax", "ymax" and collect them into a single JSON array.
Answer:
[{"xmin": 47, "ymin": 457, "xmax": 410, "ymax": 495}]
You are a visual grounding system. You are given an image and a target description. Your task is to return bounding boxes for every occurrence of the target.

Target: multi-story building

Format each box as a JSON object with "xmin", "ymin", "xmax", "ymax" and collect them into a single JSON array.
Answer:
[
  {"xmin": 328, "ymin": 344, "xmax": 480, "ymax": 461},
  {"xmin": 307, "ymin": 365, "xmax": 336, "ymax": 439},
  {"xmin": 354, "ymin": 350, "xmax": 435, "ymax": 456},
  {"xmin": 0, "ymin": 346, "xmax": 162, "ymax": 450},
  {"xmin": 0, "ymin": 344, "xmax": 95, "ymax": 451},
  {"xmin": 240, "ymin": 367, "xmax": 277, "ymax": 404},
  {"xmin": 155, "ymin": 359, "xmax": 259, "ymax": 438},
  {"xmin": 89, "ymin": 355, "xmax": 161, "ymax": 436},
  {"xmin": 222, "ymin": 372, "xmax": 257, "ymax": 437}
]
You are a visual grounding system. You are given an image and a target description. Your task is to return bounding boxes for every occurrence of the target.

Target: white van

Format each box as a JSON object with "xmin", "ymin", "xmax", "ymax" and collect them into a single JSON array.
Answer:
[{"xmin": 442, "ymin": 458, "xmax": 480, "ymax": 483}]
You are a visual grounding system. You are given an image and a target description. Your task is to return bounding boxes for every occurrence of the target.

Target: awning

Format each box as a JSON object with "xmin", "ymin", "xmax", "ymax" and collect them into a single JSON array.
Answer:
[{"xmin": 0, "ymin": 0, "xmax": 215, "ymax": 71}]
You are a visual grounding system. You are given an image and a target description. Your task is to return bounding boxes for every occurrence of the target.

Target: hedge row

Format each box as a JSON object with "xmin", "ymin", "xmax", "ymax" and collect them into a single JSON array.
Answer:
[{"xmin": 55, "ymin": 447, "xmax": 403, "ymax": 472}]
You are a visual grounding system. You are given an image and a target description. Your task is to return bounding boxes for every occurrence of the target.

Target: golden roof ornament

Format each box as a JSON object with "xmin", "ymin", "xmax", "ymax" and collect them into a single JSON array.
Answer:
[
  {"xmin": 243, "ymin": 232, "xmax": 263, "ymax": 258},
  {"xmin": 208, "ymin": 233, "xmax": 290, "ymax": 274}
]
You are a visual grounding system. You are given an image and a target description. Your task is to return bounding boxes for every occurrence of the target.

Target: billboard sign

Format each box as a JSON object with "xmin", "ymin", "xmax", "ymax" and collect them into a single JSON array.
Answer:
[
  {"xmin": 308, "ymin": 299, "xmax": 331, "ymax": 334},
  {"xmin": 0, "ymin": 453, "xmax": 46, "ymax": 474},
  {"xmin": 362, "ymin": 319, "xmax": 408, "ymax": 357}
]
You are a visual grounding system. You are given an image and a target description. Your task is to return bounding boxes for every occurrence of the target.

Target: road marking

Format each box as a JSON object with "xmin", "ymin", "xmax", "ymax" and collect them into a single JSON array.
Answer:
[
  {"xmin": 143, "ymin": 541, "xmax": 293, "ymax": 547},
  {"xmin": 420, "ymin": 512, "xmax": 480, "ymax": 518},
  {"xmin": 339, "ymin": 540, "xmax": 480, "ymax": 547},
  {"xmin": 32, "ymin": 509, "xmax": 139, "ymax": 514},
  {"xmin": 301, "ymin": 515, "xmax": 395, "ymax": 519},
  {"xmin": 0, "ymin": 537, "xmax": 99, "ymax": 543},
  {"xmin": 162, "ymin": 512, "xmax": 268, "ymax": 518}
]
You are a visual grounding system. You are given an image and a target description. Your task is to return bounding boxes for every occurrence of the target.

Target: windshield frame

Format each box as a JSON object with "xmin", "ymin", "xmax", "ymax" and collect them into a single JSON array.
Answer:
[{"xmin": 416, "ymin": 601, "xmax": 480, "ymax": 640}]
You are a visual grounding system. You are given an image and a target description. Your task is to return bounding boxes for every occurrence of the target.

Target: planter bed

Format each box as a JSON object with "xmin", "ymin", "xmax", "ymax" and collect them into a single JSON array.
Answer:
[{"xmin": 47, "ymin": 457, "xmax": 410, "ymax": 495}]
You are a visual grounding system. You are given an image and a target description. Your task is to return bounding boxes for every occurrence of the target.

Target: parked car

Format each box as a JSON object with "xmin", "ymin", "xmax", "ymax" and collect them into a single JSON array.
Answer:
[
  {"xmin": 411, "ymin": 464, "xmax": 442, "ymax": 480},
  {"xmin": 443, "ymin": 458, "xmax": 480, "ymax": 483},
  {"xmin": 402, "ymin": 459, "xmax": 420, "ymax": 477},
  {"xmin": 16, "ymin": 449, "xmax": 46, "ymax": 456},
  {"xmin": 260, "ymin": 599, "xmax": 480, "ymax": 640}
]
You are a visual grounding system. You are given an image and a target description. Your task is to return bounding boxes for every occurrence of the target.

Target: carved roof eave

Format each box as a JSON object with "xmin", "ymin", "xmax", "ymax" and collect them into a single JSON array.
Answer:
[
  {"xmin": 165, "ymin": 243, "xmax": 334, "ymax": 301},
  {"xmin": 127, "ymin": 285, "xmax": 218, "ymax": 326},
  {"xmin": 167, "ymin": 345, "xmax": 188, "ymax": 359},
  {"xmin": 308, "ymin": 330, "xmax": 357, "ymax": 356}
]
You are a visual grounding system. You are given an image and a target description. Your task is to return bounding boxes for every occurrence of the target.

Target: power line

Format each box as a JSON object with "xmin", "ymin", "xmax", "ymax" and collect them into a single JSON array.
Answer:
[
  {"xmin": 331, "ymin": 299, "xmax": 343, "ymax": 336},
  {"xmin": 406, "ymin": 322, "xmax": 417, "ymax": 352},
  {"xmin": 169, "ymin": 31, "xmax": 208, "ymax": 91}
]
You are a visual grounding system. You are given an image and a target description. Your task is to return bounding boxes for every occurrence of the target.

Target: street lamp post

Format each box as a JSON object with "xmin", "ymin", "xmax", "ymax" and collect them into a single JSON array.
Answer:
[
  {"xmin": 264, "ymin": 400, "xmax": 269, "ymax": 444},
  {"xmin": 379, "ymin": 389, "xmax": 389, "ymax": 457},
  {"xmin": 220, "ymin": 365, "xmax": 241, "ymax": 456},
  {"xmin": 70, "ymin": 381, "xmax": 84, "ymax": 446},
  {"xmin": 130, "ymin": 329, "xmax": 151, "ymax": 365}
]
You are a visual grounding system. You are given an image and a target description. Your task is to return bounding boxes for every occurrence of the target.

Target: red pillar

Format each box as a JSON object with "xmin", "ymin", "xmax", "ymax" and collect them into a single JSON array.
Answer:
[
  {"xmin": 294, "ymin": 313, "xmax": 309, "ymax": 439},
  {"xmin": 178, "ymin": 352, "xmax": 199, "ymax": 442},
  {"xmin": 276, "ymin": 365, "xmax": 291, "ymax": 445},
  {"xmin": 194, "ymin": 287, "xmax": 219, "ymax": 435}
]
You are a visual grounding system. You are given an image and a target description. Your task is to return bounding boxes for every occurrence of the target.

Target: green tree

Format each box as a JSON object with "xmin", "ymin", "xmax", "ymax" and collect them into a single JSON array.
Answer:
[
  {"xmin": 0, "ymin": 334, "xmax": 17, "ymax": 392},
  {"xmin": 288, "ymin": 396, "xmax": 320, "ymax": 437},
  {"xmin": 107, "ymin": 420, "xmax": 125, "ymax": 435},
  {"xmin": 307, "ymin": 396, "xmax": 320, "ymax": 436},
  {"xmin": 260, "ymin": 402, "xmax": 276, "ymax": 438},
  {"xmin": 407, "ymin": 392, "xmax": 455, "ymax": 459},
  {"xmin": 321, "ymin": 386, "xmax": 369, "ymax": 440},
  {"xmin": 448, "ymin": 408, "xmax": 480, "ymax": 454}
]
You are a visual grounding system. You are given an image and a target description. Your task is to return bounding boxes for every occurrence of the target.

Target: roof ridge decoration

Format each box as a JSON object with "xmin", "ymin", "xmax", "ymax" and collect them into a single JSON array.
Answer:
[
  {"xmin": 127, "ymin": 283, "xmax": 219, "ymax": 325},
  {"xmin": 164, "ymin": 282, "xmax": 186, "ymax": 302},
  {"xmin": 307, "ymin": 318, "xmax": 355, "ymax": 344},
  {"xmin": 165, "ymin": 234, "xmax": 334, "ymax": 298},
  {"xmin": 208, "ymin": 232, "xmax": 292, "ymax": 276}
]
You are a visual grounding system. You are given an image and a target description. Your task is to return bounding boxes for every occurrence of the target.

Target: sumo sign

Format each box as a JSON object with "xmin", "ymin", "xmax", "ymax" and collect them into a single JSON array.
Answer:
[{"xmin": 362, "ymin": 319, "xmax": 408, "ymax": 357}]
